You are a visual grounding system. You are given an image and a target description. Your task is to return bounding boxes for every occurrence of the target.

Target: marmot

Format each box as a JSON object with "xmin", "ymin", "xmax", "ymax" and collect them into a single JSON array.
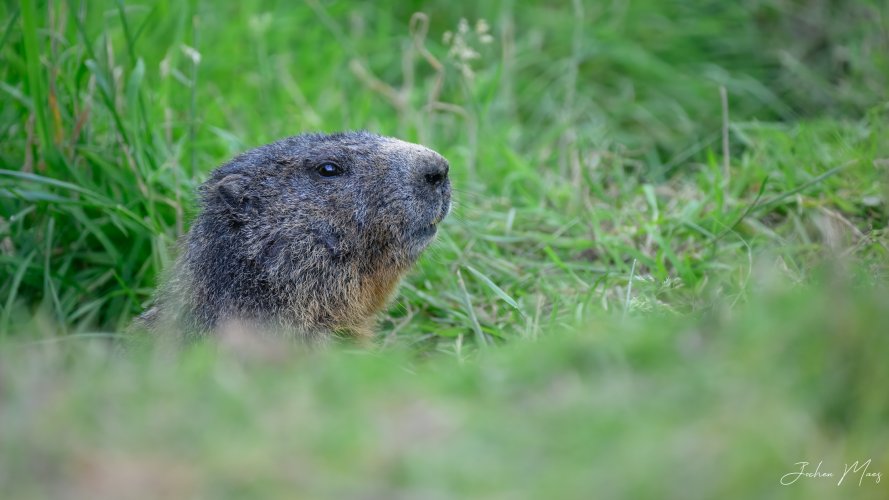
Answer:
[{"xmin": 138, "ymin": 131, "xmax": 451, "ymax": 343}]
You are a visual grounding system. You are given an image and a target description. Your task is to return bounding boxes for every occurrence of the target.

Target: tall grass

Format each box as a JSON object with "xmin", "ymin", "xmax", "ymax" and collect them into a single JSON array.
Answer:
[{"xmin": 0, "ymin": 0, "xmax": 887, "ymax": 344}]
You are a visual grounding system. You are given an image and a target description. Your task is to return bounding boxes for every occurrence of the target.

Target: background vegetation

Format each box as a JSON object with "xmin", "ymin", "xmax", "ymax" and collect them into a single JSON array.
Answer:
[{"xmin": 1, "ymin": 0, "xmax": 887, "ymax": 498}]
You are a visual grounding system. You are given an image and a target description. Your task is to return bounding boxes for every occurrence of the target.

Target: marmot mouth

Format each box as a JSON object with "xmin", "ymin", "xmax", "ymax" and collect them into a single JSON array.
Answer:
[
  {"xmin": 410, "ymin": 200, "xmax": 448, "ymax": 244},
  {"xmin": 431, "ymin": 199, "xmax": 451, "ymax": 225}
]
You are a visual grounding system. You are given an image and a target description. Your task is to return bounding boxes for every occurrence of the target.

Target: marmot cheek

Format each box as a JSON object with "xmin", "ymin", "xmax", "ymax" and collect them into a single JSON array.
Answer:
[{"xmin": 352, "ymin": 205, "xmax": 369, "ymax": 231}]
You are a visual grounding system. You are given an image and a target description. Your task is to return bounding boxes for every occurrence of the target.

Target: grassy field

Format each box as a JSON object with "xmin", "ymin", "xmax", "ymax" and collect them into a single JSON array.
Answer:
[{"xmin": 1, "ymin": 0, "xmax": 888, "ymax": 498}]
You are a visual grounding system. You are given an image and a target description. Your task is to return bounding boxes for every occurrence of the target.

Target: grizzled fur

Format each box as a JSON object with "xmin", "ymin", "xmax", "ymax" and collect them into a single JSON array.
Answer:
[{"xmin": 139, "ymin": 131, "xmax": 451, "ymax": 342}]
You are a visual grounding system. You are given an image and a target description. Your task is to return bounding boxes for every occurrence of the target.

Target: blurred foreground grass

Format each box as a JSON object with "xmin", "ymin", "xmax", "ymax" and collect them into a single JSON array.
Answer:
[
  {"xmin": 1, "ymin": 0, "xmax": 888, "ymax": 497},
  {"xmin": 2, "ymin": 273, "xmax": 888, "ymax": 499}
]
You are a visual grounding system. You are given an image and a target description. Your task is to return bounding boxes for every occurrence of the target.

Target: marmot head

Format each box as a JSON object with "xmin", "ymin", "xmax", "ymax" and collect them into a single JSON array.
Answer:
[
  {"xmin": 171, "ymin": 131, "xmax": 451, "ymax": 337},
  {"xmin": 203, "ymin": 131, "xmax": 451, "ymax": 269}
]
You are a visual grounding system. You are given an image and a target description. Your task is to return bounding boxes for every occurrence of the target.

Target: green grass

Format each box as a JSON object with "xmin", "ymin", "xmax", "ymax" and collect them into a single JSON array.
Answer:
[
  {"xmin": 3, "ymin": 278, "xmax": 888, "ymax": 498},
  {"xmin": 1, "ymin": 0, "xmax": 888, "ymax": 497}
]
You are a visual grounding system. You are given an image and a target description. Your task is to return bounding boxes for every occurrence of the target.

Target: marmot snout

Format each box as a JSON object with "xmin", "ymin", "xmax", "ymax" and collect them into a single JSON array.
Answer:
[{"xmin": 140, "ymin": 131, "xmax": 451, "ymax": 342}]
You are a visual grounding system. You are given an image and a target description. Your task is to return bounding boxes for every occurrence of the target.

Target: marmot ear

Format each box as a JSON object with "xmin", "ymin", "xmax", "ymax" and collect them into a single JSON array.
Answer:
[{"xmin": 215, "ymin": 174, "xmax": 252, "ymax": 219}]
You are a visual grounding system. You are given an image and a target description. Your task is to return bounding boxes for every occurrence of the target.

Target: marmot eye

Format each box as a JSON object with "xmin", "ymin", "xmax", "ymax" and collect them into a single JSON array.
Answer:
[{"xmin": 317, "ymin": 163, "xmax": 342, "ymax": 177}]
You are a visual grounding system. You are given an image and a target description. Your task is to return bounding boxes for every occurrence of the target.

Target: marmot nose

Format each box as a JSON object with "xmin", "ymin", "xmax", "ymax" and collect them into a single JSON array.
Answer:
[{"xmin": 421, "ymin": 158, "xmax": 449, "ymax": 187}]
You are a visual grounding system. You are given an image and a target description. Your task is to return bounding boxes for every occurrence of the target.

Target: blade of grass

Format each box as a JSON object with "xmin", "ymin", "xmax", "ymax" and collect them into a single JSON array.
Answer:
[
  {"xmin": 542, "ymin": 245, "xmax": 589, "ymax": 289},
  {"xmin": 0, "ymin": 7, "xmax": 20, "ymax": 55},
  {"xmin": 622, "ymin": 258, "xmax": 637, "ymax": 321},
  {"xmin": 464, "ymin": 265, "xmax": 522, "ymax": 313},
  {"xmin": 19, "ymin": 0, "xmax": 50, "ymax": 148},
  {"xmin": 67, "ymin": 0, "xmax": 132, "ymax": 151},
  {"xmin": 753, "ymin": 162, "xmax": 852, "ymax": 213},
  {"xmin": 713, "ymin": 175, "xmax": 770, "ymax": 242},
  {"xmin": 1, "ymin": 251, "xmax": 36, "ymax": 335},
  {"xmin": 43, "ymin": 217, "xmax": 64, "ymax": 327},
  {"xmin": 456, "ymin": 270, "xmax": 489, "ymax": 347},
  {"xmin": 117, "ymin": 0, "xmax": 158, "ymax": 171}
]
